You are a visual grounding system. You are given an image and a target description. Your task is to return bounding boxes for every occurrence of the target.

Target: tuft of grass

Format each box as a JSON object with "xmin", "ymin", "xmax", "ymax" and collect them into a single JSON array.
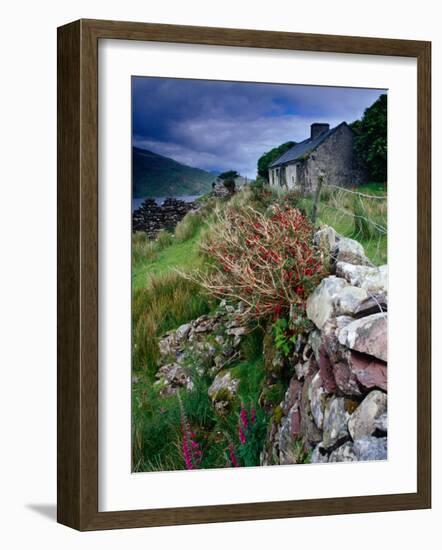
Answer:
[
  {"xmin": 132, "ymin": 271, "xmax": 212, "ymax": 375},
  {"xmin": 174, "ymin": 211, "xmax": 204, "ymax": 243},
  {"xmin": 155, "ymin": 229, "xmax": 174, "ymax": 250},
  {"xmin": 132, "ymin": 380, "xmax": 184, "ymax": 472},
  {"xmin": 132, "ymin": 228, "xmax": 206, "ymax": 290},
  {"xmin": 231, "ymin": 356, "xmax": 266, "ymax": 405},
  {"xmin": 293, "ymin": 182, "xmax": 387, "ymax": 266},
  {"xmin": 352, "ymin": 195, "xmax": 372, "ymax": 240},
  {"xmin": 132, "ymin": 232, "xmax": 158, "ymax": 266},
  {"xmin": 240, "ymin": 326, "xmax": 265, "ymax": 362}
]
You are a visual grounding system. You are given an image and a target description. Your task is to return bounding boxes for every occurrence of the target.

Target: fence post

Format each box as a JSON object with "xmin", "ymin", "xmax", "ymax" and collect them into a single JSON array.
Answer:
[{"xmin": 311, "ymin": 173, "xmax": 325, "ymax": 224}]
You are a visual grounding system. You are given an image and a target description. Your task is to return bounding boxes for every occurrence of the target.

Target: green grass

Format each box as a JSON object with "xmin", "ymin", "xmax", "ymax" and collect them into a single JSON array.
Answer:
[
  {"xmin": 357, "ymin": 182, "xmax": 387, "ymax": 196},
  {"xmin": 132, "ymin": 351, "xmax": 267, "ymax": 472},
  {"xmin": 132, "ymin": 232, "xmax": 158, "ymax": 266},
  {"xmin": 132, "ymin": 276, "xmax": 269, "ymax": 472},
  {"xmin": 132, "ymin": 229, "xmax": 205, "ymax": 291},
  {"xmin": 296, "ymin": 182, "xmax": 387, "ymax": 265},
  {"xmin": 174, "ymin": 211, "xmax": 204, "ymax": 242},
  {"xmin": 132, "ymin": 213, "xmax": 214, "ymax": 375},
  {"xmin": 133, "ymin": 271, "xmax": 212, "ymax": 375},
  {"xmin": 132, "ymin": 367, "xmax": 216, "ymax": 472}
]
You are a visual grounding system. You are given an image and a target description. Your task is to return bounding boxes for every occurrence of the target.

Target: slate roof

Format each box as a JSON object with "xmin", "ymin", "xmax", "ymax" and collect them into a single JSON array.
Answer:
[{"xmin": 269, "ymin": 122, "xmax": 347, "ymax": 168}]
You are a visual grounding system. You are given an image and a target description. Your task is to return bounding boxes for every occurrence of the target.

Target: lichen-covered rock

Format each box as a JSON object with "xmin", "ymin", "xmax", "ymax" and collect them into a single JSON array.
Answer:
[
  {"xmin": 336, "ymin": 262, "xmax": 388, "ymax": 295},
  {"xmin": 158, "ymin": 306, "xmax": 247, "ymax": 379},
  {"xmin": 322, "ymin": 396, "xmax": 356, "ymax": 449},
  {"xmin": 374, "ymin": 412, "xmax": 388, "ymax": 433},
  {"xmin": 314, "ymin": 225, "xmax": 338, "ymax": 269},
  {"xmin": 309, "ymin": 372, "xmax": 328, "ymax": 429},
  {"xmin": 306, "ymin": 276, "xmax": 348, "ymax": 329},
  {"xmin": 318, "ymin": 344, "xmax": 338, "ymax": 393},
  {"xmin": 294, "ymin": 360, "xmax": 310, "ymax": 381},
  {"xmin": 311, "ymin": 442, "xmax": 329, "ymax": 463},
  {"xmin": 332, "ymin": 237, "xmax": 372, "ymax": 267},
  {"xmin": 212, "ymin": 177, "xmax": 235, "ymax": 198},
  {"xmin": 338, "ymin": 313, "xmax": 387, "ymax": 362},
  {"xmin": 308, "ymin": 329, "xmax": 322, "ymax": 362},
  {"xmin": 333, "ymin": 361, "xmax": 363, "ymax": 397},
  {"xmin": 348, "ymin": 390, "xmax": 387, "ymax": 441},
  {"xmin": 260, "ymin": 414, "xmax": 282, "ymax": 466},
  {"xmin": 300, "ymin": 375, "xmax": 323, "ymax": 447},
  {"xmin": 353, "ymin": 436, "xmax": 387, "ymax": 461},
  {"xmin": 347, "ymin": 351, "xmax": 388, "ymax": 391},
  {"xmin": 336, "ymin": 285, "xmax": 369, "ymax": 316},
  {"xmin": 321, "ymin": 316, "xmax": 353, "ymax": 363},
  {"xmin": 175, "ymin": 322, "xmax": 191, "ymax": 339},
  {"xmin": 307, "ymin": 276, "xmax": 371, "ymax": 331},
  {"xmin": 329, "ymin": 441, "xmax": 357, "ymax": 462},
  {"xmin": 354, "ymin": 294, "xmax": 388, "ymax": 318},
  {"xmin": 314, "ymin": 224, "xmax": 338, "ymax": 252},
  {"xmin": 155, "ymin": 363, "xmax": 194, "ymax": 395},
  {"xmin": 282, "ymin": 377, "xmax": 302, "ymax": 415},
  {"xmin": 208, "ymin": 370, "xmax": 239, "ymax": 412},
  {"xmin": 279, "ymin": 404, "xmax": 302, "ymax": 464}
]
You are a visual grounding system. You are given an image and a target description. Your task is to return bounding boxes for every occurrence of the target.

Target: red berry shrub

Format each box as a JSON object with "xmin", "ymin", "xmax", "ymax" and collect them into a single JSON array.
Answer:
[{"xmin": 191, "ymin": 204, "xmax": 327, "ymax": 321}]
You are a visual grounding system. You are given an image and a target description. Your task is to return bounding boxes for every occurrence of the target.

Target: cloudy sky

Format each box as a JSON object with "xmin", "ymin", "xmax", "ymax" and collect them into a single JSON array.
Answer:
[{"xmin": 132, "ymin": 77, "xmax": 386, "ymax": 179}]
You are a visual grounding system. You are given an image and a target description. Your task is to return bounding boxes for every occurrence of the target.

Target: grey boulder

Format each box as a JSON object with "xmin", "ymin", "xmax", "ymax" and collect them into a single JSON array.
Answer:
[
  {"xmin": 336, "ymin": 262, "xmax": 388, "ymax": 295},
  {"xmin": 322, "ymin": 396, "xmax": 355, "ymax": 449},
  {"xmin": 329, "ymin": 441, "xmax": 357, "ymax": 462},
  {"xmin": 338, "ymin": 313, "xmax": 388, "ymax": 362},
  {"xmin": 333, "ymin": 237, "xmax": 372, "ymax": 266},
  {"xmin": 353, "ymin": 436, "xmax": 387, "ymax": 461},
  {"xmin": 306, "ymin": 276, "xmax": 348, "ymax": 330},
  {"xmin": 348, "ymin": 390, "xmax": 387, "ymax": 440}
]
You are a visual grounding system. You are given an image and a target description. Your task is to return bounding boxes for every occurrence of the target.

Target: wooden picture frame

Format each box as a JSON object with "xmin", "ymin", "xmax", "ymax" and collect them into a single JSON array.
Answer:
[{"xmin": 57, "ymin": 18, "xmax": 431, "ymax": 531}]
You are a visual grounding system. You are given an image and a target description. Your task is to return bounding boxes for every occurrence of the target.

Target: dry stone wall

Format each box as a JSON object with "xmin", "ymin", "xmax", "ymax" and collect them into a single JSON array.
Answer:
[
  {"xmin": 261, "ymin": 226, "xmax": 388, "ymax": 465},
  {"xmin": 132, "ymin": 197, "xmax": 198, "ymax": 239}
]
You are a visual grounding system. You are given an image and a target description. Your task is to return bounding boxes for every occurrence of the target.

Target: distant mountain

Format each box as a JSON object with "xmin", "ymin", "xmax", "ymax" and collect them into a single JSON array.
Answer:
[{"xmin": 133, "ymin": 146, "xmax": 215, "ymax": 198}]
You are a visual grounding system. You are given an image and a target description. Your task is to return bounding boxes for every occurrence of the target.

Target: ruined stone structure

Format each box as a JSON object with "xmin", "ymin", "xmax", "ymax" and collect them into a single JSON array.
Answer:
[
  {"xmin": 268, "ymin": 122, "xmax": 357, "ymax": 194},
  {"xmin": 132, "ymin": 197, "xmax": 197, "ymax": 239}
]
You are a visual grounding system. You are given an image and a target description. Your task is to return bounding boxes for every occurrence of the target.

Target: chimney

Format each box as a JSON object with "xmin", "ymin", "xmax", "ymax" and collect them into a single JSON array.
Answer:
[{"xmin": 310, "ymin": 123, "xmax": 330, "ymax": 139}]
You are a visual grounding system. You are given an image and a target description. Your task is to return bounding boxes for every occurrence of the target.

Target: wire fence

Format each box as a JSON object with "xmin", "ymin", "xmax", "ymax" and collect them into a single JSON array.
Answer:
[{"xmin": 307, "ymin": 183, "xmax": 387, "ymax": 266}]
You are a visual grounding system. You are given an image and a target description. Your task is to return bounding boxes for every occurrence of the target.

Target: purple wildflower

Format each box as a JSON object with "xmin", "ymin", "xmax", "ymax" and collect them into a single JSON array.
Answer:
[
  {"xmin": 229, "ymin": 444, "xmax": 239, "ymax": 467},
  {"xmin": 238, "ymin": 425, "xmax": 246, "ymax": 445},
  {"xmin": 240, "ymin": 403, "xmax": 248, "ymax": 431},
  {"xmin": 251, "ymin": 408, "xmax": 257, "ymax": 424}
]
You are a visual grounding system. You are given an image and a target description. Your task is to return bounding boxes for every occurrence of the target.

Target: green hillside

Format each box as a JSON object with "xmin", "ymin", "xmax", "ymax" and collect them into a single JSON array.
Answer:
[{"xmin": 133, "ymin": 146, "xmax": 215, "ymax": 198}]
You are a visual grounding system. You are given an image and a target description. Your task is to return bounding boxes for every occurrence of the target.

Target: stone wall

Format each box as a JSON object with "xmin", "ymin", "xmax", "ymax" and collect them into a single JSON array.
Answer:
[
  {"xmin": 132, "ymin": 197, "xmax": 197, "ymax": 239},
  {"xmin": 261, "ymin": 226, "xmax": 388, "ymax": 465},
  {"xmin": 301, "ymin": 123, "xmax": 354, "ymax": 193},
  {"xmin": 134, "ymin": 217, "xmax": 388, "ymax": 466}
]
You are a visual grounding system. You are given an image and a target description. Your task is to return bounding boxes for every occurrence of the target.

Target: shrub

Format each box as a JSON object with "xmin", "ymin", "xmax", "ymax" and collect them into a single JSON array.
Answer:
[{"xmin": 184, "ymin": 204, "xmax": 327, "ymax": 321}]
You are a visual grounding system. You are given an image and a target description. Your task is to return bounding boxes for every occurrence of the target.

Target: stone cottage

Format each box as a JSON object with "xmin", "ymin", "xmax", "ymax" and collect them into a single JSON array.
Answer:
[{"xmin": 268, "ymin": 122, "xmax": 355, "ymax": 194}]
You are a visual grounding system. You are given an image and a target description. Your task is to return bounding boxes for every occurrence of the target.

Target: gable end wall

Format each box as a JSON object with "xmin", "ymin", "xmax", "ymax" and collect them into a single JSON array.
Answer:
[{"xmin": 301, "ymin": 124, "xmax": 354, "ymax": 193}]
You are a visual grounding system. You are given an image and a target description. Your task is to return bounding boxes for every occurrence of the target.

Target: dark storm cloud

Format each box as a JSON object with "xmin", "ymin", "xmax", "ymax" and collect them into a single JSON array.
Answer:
[{"xmin": 132, "ymin": 76, "xmax": 386, "ymax": 178}]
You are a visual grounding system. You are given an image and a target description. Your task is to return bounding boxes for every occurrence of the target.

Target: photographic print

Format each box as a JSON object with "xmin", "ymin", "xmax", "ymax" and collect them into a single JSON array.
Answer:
[{"xmin": 131, "ymin": 77, "xmax": 388, "ymax": 472}]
